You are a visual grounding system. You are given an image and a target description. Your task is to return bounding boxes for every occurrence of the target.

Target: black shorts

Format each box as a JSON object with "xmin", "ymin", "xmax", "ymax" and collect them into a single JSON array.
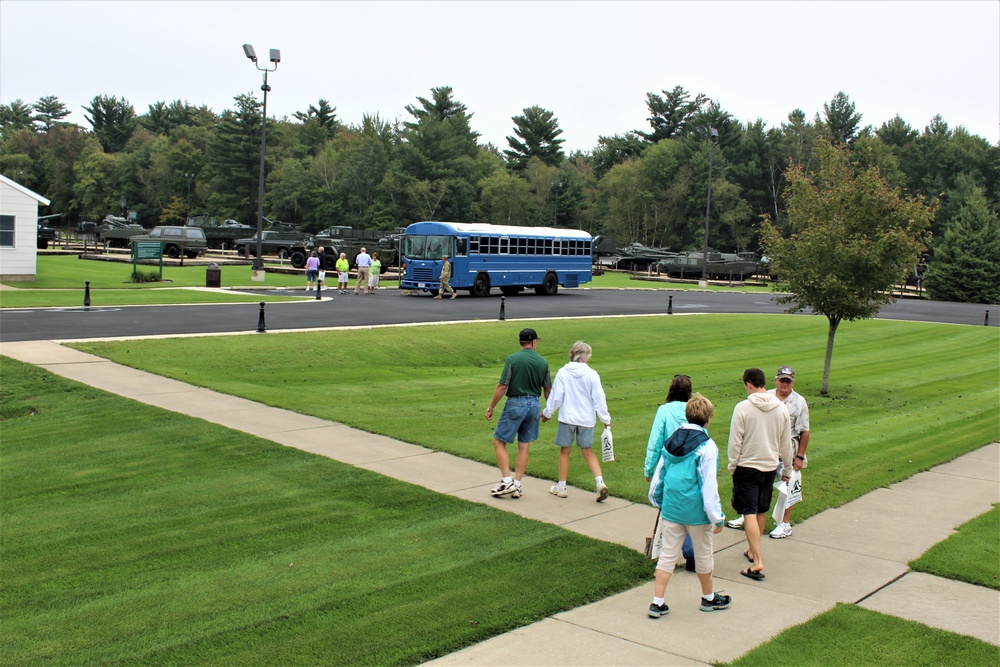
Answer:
[{"xmin": 731, "ymin": 466, "xmax": 778, "ymax": 515}]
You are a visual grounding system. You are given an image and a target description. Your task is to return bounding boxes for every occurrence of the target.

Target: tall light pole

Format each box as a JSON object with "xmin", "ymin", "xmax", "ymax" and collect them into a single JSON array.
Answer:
[
  {"xmin": 243, "ymin": 43, "xmax": 280, "ymax": 276},
  {"xmin": 184, "ymin": 172, "xmax": 194, "ymax": 222},
  {"xmin": 699, "ymin": 126, "xmax": 719, "ymax": 287}
]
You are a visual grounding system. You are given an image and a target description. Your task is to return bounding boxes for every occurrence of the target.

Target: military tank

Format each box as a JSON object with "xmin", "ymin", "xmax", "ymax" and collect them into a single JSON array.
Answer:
[{"xmin": 658, "ymin": 250, "xmax": 761, "ymax": 280}]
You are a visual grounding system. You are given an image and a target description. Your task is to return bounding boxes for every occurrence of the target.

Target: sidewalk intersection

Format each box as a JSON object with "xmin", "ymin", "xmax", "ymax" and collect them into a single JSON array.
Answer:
[{"xmin": 2, "ymin": 339, "xmax": 997, "ymax": 666}]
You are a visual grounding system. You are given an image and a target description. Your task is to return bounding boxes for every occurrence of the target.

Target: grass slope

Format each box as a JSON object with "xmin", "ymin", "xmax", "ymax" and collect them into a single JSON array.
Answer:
[
  {"xmin": 725, "ymin": 604, "xmax": 1000, "ymax": 666},
  {"xmin": 72, "ymin": 315, "xmax": 1000, "ymax": 528},
  {"xmin": 910, "ymin": 504, "xmax": 1000, "ymax": 590},
  {"xmin": 0, "ymin": 358, "xmax": 650, "ymax": 666}
]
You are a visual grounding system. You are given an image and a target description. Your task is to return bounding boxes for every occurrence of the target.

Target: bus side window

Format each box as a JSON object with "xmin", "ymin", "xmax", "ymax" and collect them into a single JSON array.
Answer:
[{"xmin": 456, "ymin": 238, "xmax": 467, "ymax": 256}]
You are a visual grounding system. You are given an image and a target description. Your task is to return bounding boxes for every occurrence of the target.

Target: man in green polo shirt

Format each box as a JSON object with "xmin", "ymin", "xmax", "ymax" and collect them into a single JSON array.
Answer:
[{"xmin": 484, "ymin": 328, "xmax": 552, "ymax": 498}]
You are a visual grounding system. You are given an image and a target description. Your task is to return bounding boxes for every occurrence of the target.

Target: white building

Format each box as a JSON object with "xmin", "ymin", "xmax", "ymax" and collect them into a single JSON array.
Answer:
[{"xmin": 0, "ymin": 173, "xmax": 51, "ymax": 281}]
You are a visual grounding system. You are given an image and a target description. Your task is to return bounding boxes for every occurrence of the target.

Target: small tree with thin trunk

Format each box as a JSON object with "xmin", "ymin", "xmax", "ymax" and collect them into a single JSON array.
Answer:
[{"xmin": 759, "ymin": 138, "xmax": 933, "ymax": 395}]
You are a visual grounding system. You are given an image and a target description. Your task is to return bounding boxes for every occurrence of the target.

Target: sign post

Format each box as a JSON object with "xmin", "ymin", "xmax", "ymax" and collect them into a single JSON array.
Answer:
[{"xmin": 133, "ymin": 241, "xmax": 164, "ymax": 280}]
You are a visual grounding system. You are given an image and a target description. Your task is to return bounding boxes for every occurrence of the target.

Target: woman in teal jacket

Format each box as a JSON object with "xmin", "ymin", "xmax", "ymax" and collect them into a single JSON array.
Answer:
[{"xmin": 644, "ymin": 374, "xmax": 693, "ymax": 481}]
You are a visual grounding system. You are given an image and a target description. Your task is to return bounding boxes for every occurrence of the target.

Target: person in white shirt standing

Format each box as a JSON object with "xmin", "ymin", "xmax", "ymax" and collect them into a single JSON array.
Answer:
[
  {"xmin": 541, "ymin": 341, "xmax": 612, "ymax": 502},
  {"xmin": 767, "ymin": 366, "xmax": 810, "ymax": 539},
  {"xmin": 353, "ymin": 247, "xmax": 371, "ymax": 295}
]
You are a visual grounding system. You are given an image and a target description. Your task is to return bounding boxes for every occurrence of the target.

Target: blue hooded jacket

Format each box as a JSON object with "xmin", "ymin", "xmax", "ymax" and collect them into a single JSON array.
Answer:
[{"xmin": 653, "ymin": 425, "xmax": 712, "ymax": 525}]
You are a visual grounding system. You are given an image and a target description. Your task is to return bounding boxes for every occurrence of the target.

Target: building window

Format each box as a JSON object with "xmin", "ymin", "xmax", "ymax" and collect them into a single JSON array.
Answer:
[{"xmin": 0, "ymin": 215, "xmax": 14, "ymax": 247}]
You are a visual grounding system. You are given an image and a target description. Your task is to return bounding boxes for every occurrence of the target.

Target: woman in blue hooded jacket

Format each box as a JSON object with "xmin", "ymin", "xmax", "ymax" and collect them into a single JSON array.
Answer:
[
  {"xmin": 644, "ymin": 374, "xmax": 693, "ymax": 481},
  {"xmin": 647, "ymin": 394, "xmax": 731, "ymax": 618}
]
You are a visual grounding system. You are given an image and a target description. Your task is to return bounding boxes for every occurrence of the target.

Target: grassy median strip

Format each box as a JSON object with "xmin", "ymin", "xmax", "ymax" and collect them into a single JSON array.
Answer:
[
  {"xmin": 71, "ymin": 315, "xmax": 1000, "ymax": 525},
  {"xmin": 910, "ymin": 504, "xmax": 1000, "ymax": 590},
  {"xmin": 0, "ymin": 358, "xmax": 650, "ymax": 666},
  {"xmin": 725, "ymin": 603, "xmax": 1000, "ymax": 666}
]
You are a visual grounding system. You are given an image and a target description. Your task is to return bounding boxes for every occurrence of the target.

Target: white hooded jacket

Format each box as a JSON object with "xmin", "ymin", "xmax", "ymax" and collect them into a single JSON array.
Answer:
[{"xmin": 541, "ymin": 361, "xmax": 611, "ymax": 428}]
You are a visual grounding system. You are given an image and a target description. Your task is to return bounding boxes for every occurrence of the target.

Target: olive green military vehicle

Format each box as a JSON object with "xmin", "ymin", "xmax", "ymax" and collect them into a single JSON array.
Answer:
[
  {"xmin": 98, "ymin": 215, "xmax": 147, "ymax": 248},
  {"xmin": 234, "ymin": 223, "xmax": 310, "ymax": 259},
  {"xmin": 129, "ymin": 226, "xmax": 208, "ymax": 259},
  {"xmin": 288, "ymin": 226, "xmax": 400, "ymax": 271},
  {"xmin": 186, "ymin": 214, "xmax": 255, "ymax": 249}
]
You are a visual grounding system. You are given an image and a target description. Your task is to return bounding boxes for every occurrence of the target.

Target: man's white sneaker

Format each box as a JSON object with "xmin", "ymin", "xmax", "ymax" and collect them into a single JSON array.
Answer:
[
  {"xmin": 549, "ymin": 485, "xmax": 568, "ymax": 498},
  {"xmin": 769, "ymin": 522, "xmax": 792, "ymax": 539},
  {"xmin": 726, "ymin": 516, "xmax": 745, "ymax": 529},
  {"xmin": 595, "ymin": 483, "xmax": 609, "ymax": 502},
  {"xmin": 491, "ymin": 480, "xmax": 517, "ymax": 497}
]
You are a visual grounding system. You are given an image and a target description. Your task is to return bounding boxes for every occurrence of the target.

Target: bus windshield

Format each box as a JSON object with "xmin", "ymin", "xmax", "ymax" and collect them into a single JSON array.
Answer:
[{"xmin": 403, "ymin": 235, "xmax": 452, "ymax": 260}]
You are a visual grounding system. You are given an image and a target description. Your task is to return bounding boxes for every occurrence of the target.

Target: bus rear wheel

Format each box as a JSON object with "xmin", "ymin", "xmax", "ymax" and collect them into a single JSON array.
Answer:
[
  {"xmin": 535, "ymin": 272, "xmax": 558, "ymax": 296},
  {"xmin": 471, "ymin": 273, "xmax": 491, "ymax": 298}
]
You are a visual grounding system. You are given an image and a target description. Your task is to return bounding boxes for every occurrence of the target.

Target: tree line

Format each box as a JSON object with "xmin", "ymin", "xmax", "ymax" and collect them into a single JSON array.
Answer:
[{"xmin": 1, "ymin": 86, "xmax": 997, "ymax": 302}]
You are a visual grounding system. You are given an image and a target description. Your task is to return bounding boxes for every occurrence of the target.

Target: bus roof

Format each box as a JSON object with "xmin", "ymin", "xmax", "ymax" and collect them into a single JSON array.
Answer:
[{"xmin": 404, "ymin": 221, "xmax": 591, "ymax": 240}]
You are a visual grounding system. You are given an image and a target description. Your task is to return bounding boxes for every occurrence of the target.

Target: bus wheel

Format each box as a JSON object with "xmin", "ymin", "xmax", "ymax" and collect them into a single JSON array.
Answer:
[
  {"xmin": 471, "ymin": 273, "xmax": 491, "ymax": 297},
  {"xmin": 535, "ymin": 272, "xmax": 558, "ymax": 296}
]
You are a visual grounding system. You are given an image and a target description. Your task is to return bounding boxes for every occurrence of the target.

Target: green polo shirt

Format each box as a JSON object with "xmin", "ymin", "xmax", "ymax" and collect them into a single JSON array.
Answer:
[{"xmin": 499, "ymin": 348, "xmax": 551, "ymax": 397}]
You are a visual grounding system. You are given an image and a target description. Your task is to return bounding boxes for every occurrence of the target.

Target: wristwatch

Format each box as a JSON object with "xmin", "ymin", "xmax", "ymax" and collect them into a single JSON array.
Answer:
[{"xmin": 795, "ymin": 455, "xmax": 805, "ymax": 461}]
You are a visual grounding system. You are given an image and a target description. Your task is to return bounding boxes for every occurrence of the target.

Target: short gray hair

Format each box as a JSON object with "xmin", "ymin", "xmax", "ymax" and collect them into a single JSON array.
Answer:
[{"xmin": 569, "ymin": 341, "xmax": 592, "ymax": 363}]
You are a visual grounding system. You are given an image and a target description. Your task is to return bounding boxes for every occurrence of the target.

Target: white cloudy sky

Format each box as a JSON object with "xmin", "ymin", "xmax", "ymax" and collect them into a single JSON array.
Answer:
[{"xmin": 2, "ymin": 1, "xmax": 997, "ymax": 152}]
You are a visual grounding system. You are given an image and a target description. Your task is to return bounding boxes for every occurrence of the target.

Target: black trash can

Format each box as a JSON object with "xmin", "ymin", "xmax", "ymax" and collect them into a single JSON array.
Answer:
[{"xmin": 206, "ymin": 262, "xmax": 222, "ymax": 288}]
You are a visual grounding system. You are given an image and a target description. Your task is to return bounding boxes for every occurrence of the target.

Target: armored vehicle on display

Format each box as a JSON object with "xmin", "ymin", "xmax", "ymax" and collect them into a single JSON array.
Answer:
[
  {"xmin": 98, "ymin": 215, "xmax": 147, "ymax": 248},
  {"xmin": 186, "ymin": 214, "xmax": 255, "ymax": 249},
  {"xmin": 234, "ymin": 223, "xmax": 310, "ymax": 259},
  {"xmin": 129, "ymin": 226, "xmax": 208, "ymax": 259},
  {"xmin": 285, "ymin": 226, "xmax": 401, "ymax": 271},
  {"xmin": 36, "ymin": 221, "xmax": 57, "ymax": 249},
  {"xmin": 657, "ymin": 250, "xmax": 761, "ymax": 280}
]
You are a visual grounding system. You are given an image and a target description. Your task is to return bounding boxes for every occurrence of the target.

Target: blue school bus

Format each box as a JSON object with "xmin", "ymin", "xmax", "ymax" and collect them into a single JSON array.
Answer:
[{"xmin": 400, "ymin": 221, "xmax": 593, "ymax": 297}]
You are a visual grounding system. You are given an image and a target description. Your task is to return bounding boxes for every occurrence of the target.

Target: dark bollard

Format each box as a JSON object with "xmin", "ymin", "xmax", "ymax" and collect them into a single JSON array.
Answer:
[
  {"xmin": 84, "ymin": 280, "xmax": 91, "ymax": 308},
  {"xmin": 667, "ymin": 295, "xmax": 673, "ymax": 315},
  {"xmin": 316, "ymin": 282, "xmax": 322, "ymax": 300},
  {"xmin": 986, "ymin": 310, "xmax": 990, "ymax": 327},
  {"xmin": 499, "ymin": 296, "xmax": 506, "ymax": 321},
  {"xmin": 256, "ymin": 301, "xmax": 266, "ymax": 333}
]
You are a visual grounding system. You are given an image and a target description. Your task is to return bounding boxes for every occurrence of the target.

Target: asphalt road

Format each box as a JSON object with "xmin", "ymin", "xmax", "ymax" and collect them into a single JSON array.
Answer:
[{"xmin": 0, "ymin": 288, "xmax": 996, "ymax": 342}]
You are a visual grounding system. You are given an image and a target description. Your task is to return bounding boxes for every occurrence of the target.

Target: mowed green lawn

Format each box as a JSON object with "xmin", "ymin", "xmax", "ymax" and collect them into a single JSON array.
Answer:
[
  {"xmin": 6, "ymin": 315, "xmax": 998, "ymax": 665},
  {"xmin": 0, "ymin": 358, "xmax": 650, "ymax": 666},
  {"xmin": 72, "ymin": 315, "xmax": 1000, "ymax": 528},
  {"xmin": 1, "ymin": 256, "xmax": 760, "ymax": 308},
  {"xmin": 911, "ymin": 503, "xmax": 1000, "ymax": 590}
]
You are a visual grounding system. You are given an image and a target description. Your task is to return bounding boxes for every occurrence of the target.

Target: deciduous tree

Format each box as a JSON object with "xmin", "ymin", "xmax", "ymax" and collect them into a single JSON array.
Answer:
[{"xmin": 759, "ymin": 138, "xmax": 933, "ymax": 394}]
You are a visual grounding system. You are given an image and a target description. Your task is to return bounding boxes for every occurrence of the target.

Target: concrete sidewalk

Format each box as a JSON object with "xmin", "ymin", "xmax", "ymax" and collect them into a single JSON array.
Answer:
[{"xmin": 2, "ymin": 340, "xmax": 998, "ymax": 665}]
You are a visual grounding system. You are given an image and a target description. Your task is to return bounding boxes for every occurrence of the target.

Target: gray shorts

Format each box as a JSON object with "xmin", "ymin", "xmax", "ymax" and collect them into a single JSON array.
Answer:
[{"xmin": 555, "ymin": 422, "xmax": 595, "ymax": 448}]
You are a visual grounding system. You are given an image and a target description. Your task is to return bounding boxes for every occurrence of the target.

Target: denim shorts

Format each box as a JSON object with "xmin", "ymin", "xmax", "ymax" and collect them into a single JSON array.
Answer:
[
  {"xmin": 307, "ymin": 269, "xmax": 319, "ymax": 280},
  {"xmin": 493, "ymin": 395, "xmax": 541, "ymax": 444},
  {"xmin": 555, "ymin": 422, "xmax": 595, "ymax": 448}
]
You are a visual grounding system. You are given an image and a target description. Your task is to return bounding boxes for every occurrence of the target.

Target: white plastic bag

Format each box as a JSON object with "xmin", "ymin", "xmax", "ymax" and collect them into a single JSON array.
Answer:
[
  {"xmin": 772, "ymin": 480, "xmax": 788, "ymax": 524},
  {"xmin": 601, "ymin": 425, "xmax": 615, "ymax": 462},
  {"xmin": 786, "ymin": 470, "xmax": 802, "ymax": 506}
]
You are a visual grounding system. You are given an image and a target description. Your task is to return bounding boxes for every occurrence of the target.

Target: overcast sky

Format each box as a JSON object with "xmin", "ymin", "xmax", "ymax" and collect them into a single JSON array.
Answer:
[{"xmin": 2, "ymin": 1, "xmax": 997, "ymax": 152}]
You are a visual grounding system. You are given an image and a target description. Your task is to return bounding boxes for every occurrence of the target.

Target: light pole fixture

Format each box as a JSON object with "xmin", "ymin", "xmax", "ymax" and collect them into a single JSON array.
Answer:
[
  {"xmin": 699, "ymin": 126, "xmax": 719, "ymax": 287},
  {"xmin": 243, "ymin": 43, "xmax": 280, "ymax": 274}
]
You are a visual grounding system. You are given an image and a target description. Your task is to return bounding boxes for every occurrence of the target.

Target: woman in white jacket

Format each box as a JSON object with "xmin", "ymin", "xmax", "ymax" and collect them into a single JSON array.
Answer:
[{"xmin": 541, "ymin": 341, "xmax": 612, "ymax": 501}]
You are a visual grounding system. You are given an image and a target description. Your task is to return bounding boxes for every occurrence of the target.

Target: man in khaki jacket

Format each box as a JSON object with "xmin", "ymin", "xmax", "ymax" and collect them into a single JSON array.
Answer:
[{"xmin": 728, "ymin": 367, "xmax": 793, "ymax": 581}]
